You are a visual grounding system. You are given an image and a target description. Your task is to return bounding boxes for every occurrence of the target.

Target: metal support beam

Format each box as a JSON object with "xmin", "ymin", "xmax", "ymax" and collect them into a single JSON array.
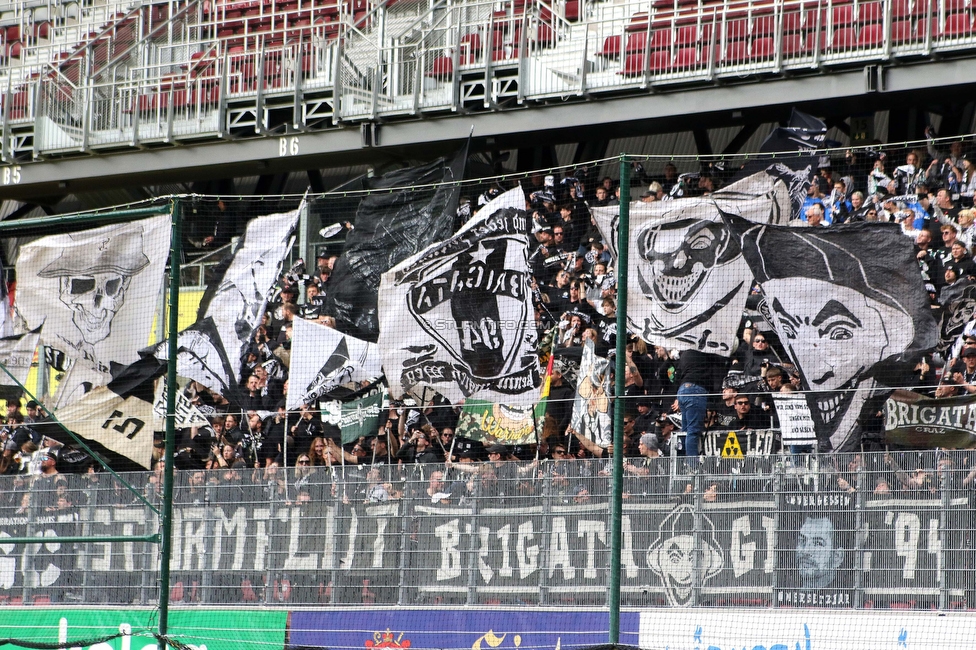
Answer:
[
  {"xmin": 721, "ymin": 124, "xmax": 761, "ymax": 155},
  {"xmin": 693, "ymin": 127, "xmax": 713, "ymax": 157},
  {"xmin": 0, "ymin": 59, "xmax": 974, "ymax": 201}
]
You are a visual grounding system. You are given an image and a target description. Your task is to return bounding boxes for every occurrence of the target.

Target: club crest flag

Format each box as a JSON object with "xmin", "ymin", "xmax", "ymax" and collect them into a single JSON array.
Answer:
[
  {"xmin": 589, "ymin": 163, "xmax": 810, "ymax": 355},
  {"xmin": 378, "ymin": 186, "xmax": 541, "ymax": 406},
  {"xmin": 0, "ymin": 327, "xmax": 41, "ymax": 387},
  {"xmin": 15, "ymin": 214, "xmax": 170, "ymax": 375},
  {"xmin": 53, "ymin": 355, "xmax": 165, "ymax": 468},
  {"xmin": 198, "ymin": 208, "xmax": 301, "ymax": 381},
  {"xmin": 288, "ymin": 317, "xmax": 383, "ymax": 410},
  {"xmin": 340, "ymin": 390, "xmax": 385, "ymax": 444},
  {"xmin": 570, "ymin": 339, "xmax": 612, "ymax": 448}
]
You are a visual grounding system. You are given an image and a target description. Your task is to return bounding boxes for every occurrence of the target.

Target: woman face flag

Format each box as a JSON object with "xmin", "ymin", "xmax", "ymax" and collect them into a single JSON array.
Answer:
[{"xmin": 738, "ymin": 222, "xmax": 936, "ymax": 451}]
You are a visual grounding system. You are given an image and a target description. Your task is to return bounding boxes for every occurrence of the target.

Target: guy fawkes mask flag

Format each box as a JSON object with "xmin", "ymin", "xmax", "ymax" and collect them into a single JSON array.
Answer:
[{"xmin": 379, "ymin": 187, "xmax": 541, "ymax": 406}]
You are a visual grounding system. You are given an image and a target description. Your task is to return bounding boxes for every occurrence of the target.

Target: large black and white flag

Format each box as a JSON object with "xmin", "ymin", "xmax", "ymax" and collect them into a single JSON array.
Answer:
[
  {"xmin": 325, "ymin": 147, "xmax": 467, "ymax": 341},
  {"xmin": 378, "ymin": 187, "xmax": 541, "ymax": 406},
  {"xmin": 14, "ymin": 215, "xmax": 170, "ymax": 376},
  {"xmin": 52, "ymin": 355, "xmax": 165, "ymax": 469},
  {"xmin": 0, "ymin": 326, "xmax": 41, "ymax": 388},
  {"xmin": 569, "ymin": 338, "xmax": 612, "ymax": 447},
  {"xmin": 590, "ymin": 163, "xmax": 811, "ymax": 355},
  {"xmin": 150, "ymin": 317, "xmax": 240, "ymax": 404},
  {"xmin": 732, "ymin": 220, "xmax": 937, "ymax": 452},
  {"xmin": 197, "ymin": 208, "xmax": 300, "ymax": 382},
  {"xmin": 287, "ymin": 317, "xmax": 383, "ymax": 410}
]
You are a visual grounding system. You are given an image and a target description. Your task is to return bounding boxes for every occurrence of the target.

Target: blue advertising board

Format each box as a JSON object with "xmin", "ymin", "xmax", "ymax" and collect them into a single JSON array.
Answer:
[{"xmin": 288, "ymin": 608, "xmax": 639, "ymax": 650}]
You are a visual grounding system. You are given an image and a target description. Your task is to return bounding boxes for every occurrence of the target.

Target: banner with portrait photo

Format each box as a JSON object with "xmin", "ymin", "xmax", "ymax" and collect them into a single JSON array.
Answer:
[
  {"xmin": 378, "ymin": 187, "xmax": 541, "ymax": 406},
  {"xmin": 589, "ymin": 163, "xmax": 810, "ymax": 355},
  {"xmin": 775, "ymin": 491, "xmax": 855, "ymax": 607},
  {"xmin": 15, "ymin": 214, "xmax": 170, "ymax": 382}
]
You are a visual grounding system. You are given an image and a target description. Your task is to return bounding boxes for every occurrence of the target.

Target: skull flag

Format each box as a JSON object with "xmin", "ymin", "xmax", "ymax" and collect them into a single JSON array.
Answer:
[
  {"xmin": 287, "ymin": 316, "xmax": 383, "ymax": 410},
  {"xmin": 15, "ymin": 214, "xmax": 170, "ymax": 378},
  {"xmin": 589, "ymin": 163, "xmax": 810, "ymax": 355},
  {"xmin": 378, "ymin": 186, "xmax": 541, "ymax": 406},
  {"xmin": 197, "ymin": 208, "xmax": 301, "ymax": 383}
]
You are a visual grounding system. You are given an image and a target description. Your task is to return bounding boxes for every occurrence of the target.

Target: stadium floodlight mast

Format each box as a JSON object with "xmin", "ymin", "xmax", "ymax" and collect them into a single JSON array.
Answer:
[{"xmin": 0, "ymin": 201, "xmax": 183, "ymax": 647}]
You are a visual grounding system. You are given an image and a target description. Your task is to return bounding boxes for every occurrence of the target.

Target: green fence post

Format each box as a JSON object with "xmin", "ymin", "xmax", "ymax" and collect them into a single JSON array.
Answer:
[
  {"xmin": 159, "ymin": 197, "xmax": 182, "ymax": 640},
  {"xmin": 609, "ymin": 155, "xmax": 631, "ymax": 645}
]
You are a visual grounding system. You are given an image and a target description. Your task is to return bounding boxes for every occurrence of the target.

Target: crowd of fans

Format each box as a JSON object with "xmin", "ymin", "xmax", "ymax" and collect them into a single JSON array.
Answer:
[{"xmin": 1, "ymin": 135, "xmax": 975, "ymax": 486}]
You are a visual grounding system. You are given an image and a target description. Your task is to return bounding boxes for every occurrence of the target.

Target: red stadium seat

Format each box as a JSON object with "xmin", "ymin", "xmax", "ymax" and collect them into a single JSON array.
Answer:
[
  {"xmin": 724, "ymin": 17, "xmax": 750, "ymax": 40},
  {"xmin": 428, "ymin": 55, "xmax": 452, "ymax": 79},
  {"xmin": 831, "ymin": 2, "xmax": 855, "ymax": 27},
  {"xmin": 751, "ymin": 36, "xmax": 774, "ymax": 58},
  {"xmin": 625, "ymin": 32, "xmax": 645, "ymax": 53},
  {"xmin": 943, "ymin": 12, "xmax": 973, "ymax": 36},
  {"xmin": 831, "ymin": 26, "xmax": 857, "ymax": 48},
  {"xmin": 891, "ymin": 18, "xmax": 915, "ymax": 42},
  {"xmin": 648, "ymin": 49, "xmax": 672, "ymax": 70},
  {"xmin": 599, "ymin": 34, "xmax": 622, "ymax": 57},
  {"xmin": 858, "ymin": 1, "xmax": 884, "ymax": 23},
  {"xmin": 725, "ymin": 38, "xmax": 749, "ymax": 61},
  {"xmin": 753, "ymin": 14, "xmax": 776, "ymax": 35},
  {"xmin": 781, "ymin": 33, "xmax": 804, "ymax": 54},
  {"xmin": 858, "ymin": 22, "xmax": 884, "ymax": 45},
  {"xmin": 674, "ymin": 45, "xmax": 697, "ymax": 67},
  {"xmin": 618, "ymin": 52, "xmax": 645, "ymax": 75}
]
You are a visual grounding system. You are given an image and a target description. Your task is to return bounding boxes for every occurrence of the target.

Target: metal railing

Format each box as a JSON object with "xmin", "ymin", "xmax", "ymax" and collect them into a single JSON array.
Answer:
[
  {"xmin": 2, "ymin": 450, "xmax": 974, "ymax": 609},
  {"xmin": 2, "ymin": 0, "xmax": 976, "ymax": 157}
]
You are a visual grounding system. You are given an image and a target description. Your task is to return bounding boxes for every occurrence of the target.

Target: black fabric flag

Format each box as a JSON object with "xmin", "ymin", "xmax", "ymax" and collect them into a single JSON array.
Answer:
[
  {"xmin": 50, "ymin": 354, "xmax": 166, "ymax": 469},
  {"xmin": 325, "ymin": 146, "xmax": 468, "ymax": 341},
  {"xmin": 759, "ymin": 108, "xmax": 830, "ymax": 153},
  {"xmin": 729, "ymin": 219, "xmax": 938, "ymax": 452}
]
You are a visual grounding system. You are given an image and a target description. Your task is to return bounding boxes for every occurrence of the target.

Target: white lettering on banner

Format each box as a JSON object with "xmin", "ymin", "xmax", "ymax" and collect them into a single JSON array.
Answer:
[
  {"xmin": 341, "ymin": 507, "xmax": 359, "ymax": 571},
  {"xmin": 516, "ymin": 521, "xmax": 539, "ymax": 579},
  {"xmin": 928, "ymin": 517, "xmax": 942, "ymax": 579},
  {"xmin": 285, "ymin": 508, "xmax": 318, "ymax": 571},
  {"xmin": 253, "ymin": 508, "xmax": 272, "ymax": 572},
  {"xmin": 435, "ymin": 519, "xmax": 463, "ymax": 580},
  {"xmin": 497, "ymin": 524, "xmax": 514, "ymax": 578},
  {"xmin": 91, "ymin": 509, "xmax": 112, "ymax": 572},
  {"xmin": 731, "ymin": 516, "xmax": 755, "ymax": 578},
  {"xmin": 213, "ymin": 507, "xmax": 248, "ymax": 572},
  {"xmin": 478, "ymin": 527, "xmax": 493, "ymax": 583},
  {"xmin": 321, "ymin": 507, "xmax": 337, "ymax": 571},
  {"xmin": 889, "ymin": 511, "xmax": 920, "ymax": 579},
  {"xmin": 373, "ymin": 515, "xmax": 388, "ymax": 569},
  {"xmin": 113, "ymin": 508, "xmax": 144, "ymax": 572},
  {"xmin": 761, "ymin": 515, "xmax": 775, "ymax": 573},
  {"xmin": 621, "ymin": 516, "xmax": 640, "ymax": 579},
  {"xmin": 181, "ymin": 508, "xmax": 208, "ymax": 571},
  {"xmin": 548, "ymin": 517, "xmax": 575, "ymax": 580},
  {"xmin": 577, "ymin": 520, "xmax": 606, "ymax": 580}
]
